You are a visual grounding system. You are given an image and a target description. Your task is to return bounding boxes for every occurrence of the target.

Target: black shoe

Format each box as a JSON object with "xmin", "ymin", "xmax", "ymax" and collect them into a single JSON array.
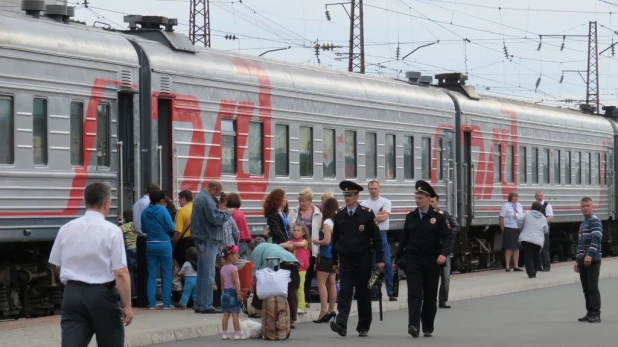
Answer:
[
  {"xmin": 513, "ymin": 268, "xmax": 523, "ymax": 272},
  {"xmin": 389, "ymin": 296, "xmax": 398, "ymax": 302},
  {"xmin": 439, "ymin": 303, "xmax": 451, "ymax": 309},
  {"xmin": 424, "ymin": 332, "xmax": 433, "ymax": 337},
  {"xmin": 588, "ymin": 316, "xmax": 601, "ymax": 323},
  {"xmin": 199, "ymin": 308, "xmax": 222, "ymax": 314},
  {"xmin": 330, "ymin": 321, "xmax": 347, "ymax": 337},
  {"xmin": 578, "ymin": 315, "xmax": 590, "ymax": 322},
  {"xmin": 358, "ymin": 331, "xmax": 368, "ymax": 337},
  {"xmin": 408, "ymin": 326, "xmax": 419, "ymax": 338}
]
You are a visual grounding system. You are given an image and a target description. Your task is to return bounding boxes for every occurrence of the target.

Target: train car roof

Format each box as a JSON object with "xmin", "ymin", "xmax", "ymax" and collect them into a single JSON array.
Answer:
[
  {"xmin": 0, "ymin": 10, "xmax": 138, "ymax": 67},
  {"xmin": 126, "ymin": 35, "xmax": 456, "ymax": 111},
  {"xmin": 448, "ymin": 89, "xmax": 614, "ymax": 135}
]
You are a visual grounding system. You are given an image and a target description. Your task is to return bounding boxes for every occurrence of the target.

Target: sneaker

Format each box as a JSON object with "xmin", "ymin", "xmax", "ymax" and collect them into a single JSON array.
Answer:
[
  {"xmin": 162, "ymin": 306, "xmax": 174, "ymax": 310},
  {"xmin": 298, "ymin": 310, "xmax": 306, "ymax": 315},
  {"xmin": 234, "ymin": 335, "xmax": 247, "ymax": 340},
  {"xmin": 222, "ymin": 335, "xmax": 230, "ymax": 340}
]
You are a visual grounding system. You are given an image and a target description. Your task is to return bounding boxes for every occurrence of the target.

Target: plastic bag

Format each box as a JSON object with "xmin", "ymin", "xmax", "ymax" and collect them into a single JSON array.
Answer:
[
  {"xmin": 172, "ymin": 262, "xmax": 183, "ymax": 292},
  {"xmin": 240, "ymin": 319, "xmax": 262, "ymax": 339},
  {"xmin": 255, "ymin": 268, "xmax": 290, "ymax": 299}
]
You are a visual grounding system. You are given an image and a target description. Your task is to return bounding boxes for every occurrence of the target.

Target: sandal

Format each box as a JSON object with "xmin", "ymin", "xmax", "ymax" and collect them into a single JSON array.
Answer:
[{"xmin": 248, "ymin": 313, "xmax": 261, "ymax": 318}]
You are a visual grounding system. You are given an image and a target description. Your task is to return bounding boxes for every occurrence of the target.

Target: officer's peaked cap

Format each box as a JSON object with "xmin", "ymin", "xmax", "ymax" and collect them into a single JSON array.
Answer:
[
  {"xmin": 339, "ymin": 180, "xmax": 363, "ymax": 194},
  {"xmin": 415, "ymin": 180, "xmax": 436, "ymax": 198}
]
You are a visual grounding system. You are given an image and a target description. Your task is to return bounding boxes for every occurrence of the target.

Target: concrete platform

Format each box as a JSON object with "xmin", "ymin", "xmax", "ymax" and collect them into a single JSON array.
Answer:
[{"xmin": 2, "ymin": 258, "xmax": 618, "ymax": 347}]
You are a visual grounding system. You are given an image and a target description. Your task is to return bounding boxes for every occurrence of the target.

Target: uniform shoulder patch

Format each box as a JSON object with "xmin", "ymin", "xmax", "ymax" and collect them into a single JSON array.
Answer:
[
  {"xmin": 438, "ymin": 210, "xmax": 444, "ymax": 215},
  {"xmin": 338, "ymin": 207, "xmax": 345, "ymax": 212}
]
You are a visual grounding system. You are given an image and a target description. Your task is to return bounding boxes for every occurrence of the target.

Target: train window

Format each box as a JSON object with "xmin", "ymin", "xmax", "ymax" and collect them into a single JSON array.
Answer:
[
  {"xmin": 421, "ymin": 137, "xmax": 431, "ymax": 179},
  {"xmin": 365, "ymin": 132, "xmax": 377, "ymax": 179},
  {"xmin": 531, "ymin": 148, "xmax": 538, "ymax": 184},
  {"xmin": 438, "ymin": 137, "xmax": 444, "ymax": 182},
  {"xmin": 542, "ymin": 149, "xmax": 550, "ymax": 184},
  {"xmin": 0, "ymin": 97, "xmax": 13, "ymax": 164},
  {"xmin": 299, "ymin": 126, "xmax": 313, "ymax": 177},
  {"xmin": 493, "ymin": 144, "xmax": 501, "ymax": 183},
  {"xmin": 248, "ymin": 121, "xmax": 263, "ymax": 175},
  {"xmin": 506, "ymin": 145, "xmax": 514, "ymax": 183},
  {"xmin": 404, "ymin": 136, "xmax": 414, "ymax": 179},
  {"xmin": 70, "ymin": 102, "xmax": 83, "ymax": 166},
  {"xmin": 518, "ymin": 146, "xmax": 526, "ymax": 184},
  {"xmin": 274, "ymin": 124, "xmax": 289, "ymax": 176},
  {"xmin": 584, "ymin": 153, "xmax": 592, "ymax": 185},
  {"xmin": 323, "ymin": 128, "xmax": 336, "ymax": 178},
  {"xmin": 594, "ymin": 153, "xmax": 600, "ymax": 185},
  {"xmin": 33, "ymin": 98, "xmax": 48, "ymax": 166},
  {"xmin": 603, "ymin": 153, "xmax": 607, "ymax": 186},
  {"xmin": 96, "ymin": 104, "xmax": 110, "ymax": 167},
  {"xmin": 345, "ymin": 130, "xmax": 357, "ymax": 178},
  {"xmin": 221, "ymin": 119, "xmax": 236, "ymax": 174},
  {"xmin": 575, "ymin": 152, "xmax": 581, "ymax": 185},
  {"xmin": 386, "ymin": 134, "xmax": 396, "ymax": 180},
  {"xmin": 565, "ymin": 151, "xmax": 572, "ymax": 185},
  {"xmin": 553, "ymin": 149, "xmax": 561, "ymax": 185}
]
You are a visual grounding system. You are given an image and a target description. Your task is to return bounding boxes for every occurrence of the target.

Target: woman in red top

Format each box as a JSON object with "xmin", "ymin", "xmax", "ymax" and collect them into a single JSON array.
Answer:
[{"xmin": 226, "ymin": 193, "xmax": 252, "ymax": 260}]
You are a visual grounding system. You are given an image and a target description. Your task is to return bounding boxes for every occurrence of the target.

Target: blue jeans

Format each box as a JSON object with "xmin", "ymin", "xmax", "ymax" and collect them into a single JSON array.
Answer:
[
  {"xmin": 238, "ymin": 242, "xmax": 249, "ymax": 260},
  {"xmin": 146, "ymin": 242, "xmax": 173, "ymax": 308},
  {"xmin": 126, "ymin": 248, "xmax": 137, "ymax": 297},
  {"xmin": 181, "ymin": 277, "xmax": 197, "ymax": 307},
  {"xmin": 194, "ymin": 239, "xmax": 218, "ymax": 311},
  {"xmin": 371, "ymin": 231, "xmax": 394, "ymax": 297}
]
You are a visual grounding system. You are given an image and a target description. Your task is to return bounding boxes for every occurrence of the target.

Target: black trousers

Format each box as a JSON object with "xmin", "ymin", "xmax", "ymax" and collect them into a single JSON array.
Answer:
[
  {"xmin": 135, "ymin": 236, "xmax": 148, "ymax": 307},
  {"xmin": 405, "ymin": 256, "xmax": 441, "ymax": 334},
  {"xmin": 541, "ymin": 232, "xmax": 551, "ymax": 270},
  {"xmin": 336, "ymin": 254, "xmax": 372, "ymax": 333},
  {"xmin": 522, "ymin": 241, "xmax": 542, "ymax": 278},
  {"xmin": 579, "ymin": 259, "xmax": 601, "ymax": 317},
  {"xmin": 61, "ymin": 281, "xmax": 124, "ymax": 347},
  {"xmin": 304, "ymin": 256, "xmax": 316, "ymax": 303}
]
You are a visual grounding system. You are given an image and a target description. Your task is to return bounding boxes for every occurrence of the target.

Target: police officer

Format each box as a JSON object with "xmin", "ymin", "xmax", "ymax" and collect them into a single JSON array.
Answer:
[
  {"xmin": 330, "ymin": 180, "xmax": 384, "ymax": 338},
  {"xmin": 430, "ymin": 194, "xmax": 459, "ymax": 309},
  {"xmin": 395, "ymin": 180, "xmax": 454, "ymax": 338}
]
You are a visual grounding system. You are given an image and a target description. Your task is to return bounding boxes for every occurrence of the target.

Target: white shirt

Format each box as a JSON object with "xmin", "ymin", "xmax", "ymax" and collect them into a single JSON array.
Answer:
[
  {"xmin": 361, "ymin": 196, "xmax": 392, "ymax": 231},
  {"xmin": 132, "ymin": 194, "xmax": 150, "ymax": 236},
  {"xmin": 539, "ymin": 200, "xmax": 554, "ymax": 217},
  {"xmin": 500, "ymin": 202, "xmax": 524, "ymax": 229},
  {"xmin": 49, "ymin": 211, "xmax": 127, "ymax": 285}
]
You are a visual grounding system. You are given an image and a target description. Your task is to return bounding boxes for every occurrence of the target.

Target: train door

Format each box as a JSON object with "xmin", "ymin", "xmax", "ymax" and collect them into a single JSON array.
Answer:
[
  {"xmin": 157, "ymin": 98, "xmax": 174, "ymax": 199},
  {"xmin": 442, "ymin": 130, "xmax": 456, "ymax": 214},
  {"xmin": 463, "ymin": 130, "xmax": 474, "ymax": 224},
  {"xmin": 117, "ymin": 92, "xmax": 136, "ymax": 219}
]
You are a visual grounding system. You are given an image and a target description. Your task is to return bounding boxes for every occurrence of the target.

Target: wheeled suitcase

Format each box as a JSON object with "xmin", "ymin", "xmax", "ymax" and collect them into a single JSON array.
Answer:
[{"xmin": 261, "ymin": 296, "xmax": 290, "ymax": 340}]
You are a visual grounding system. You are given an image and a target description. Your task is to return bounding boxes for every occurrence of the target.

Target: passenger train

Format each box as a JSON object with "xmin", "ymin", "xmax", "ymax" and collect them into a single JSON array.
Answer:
[{"xmin": 1, "ymin": 2, "xmax": 617, "ymax": 318}]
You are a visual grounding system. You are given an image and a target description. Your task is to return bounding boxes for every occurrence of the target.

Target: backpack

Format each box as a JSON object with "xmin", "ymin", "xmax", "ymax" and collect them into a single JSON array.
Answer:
[{"xmin": 261, "ymin": 296, "xmax": 291, "ymax": 340}]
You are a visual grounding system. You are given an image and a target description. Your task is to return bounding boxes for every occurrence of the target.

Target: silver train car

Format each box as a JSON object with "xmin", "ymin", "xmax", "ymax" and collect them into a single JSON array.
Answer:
[{"xmin": 0, "ymin": 4, "xmax": 616, "ymax": 317}]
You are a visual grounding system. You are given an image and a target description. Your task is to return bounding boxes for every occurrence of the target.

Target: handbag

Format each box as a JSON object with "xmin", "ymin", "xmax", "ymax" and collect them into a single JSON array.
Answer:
[
  {"xmin": 173, "ymin": 224, "xmax": 192, "ymax": 249},
  {"xmin": 255, "ymin": 267, "xmax": 291, "ymax": 299}
]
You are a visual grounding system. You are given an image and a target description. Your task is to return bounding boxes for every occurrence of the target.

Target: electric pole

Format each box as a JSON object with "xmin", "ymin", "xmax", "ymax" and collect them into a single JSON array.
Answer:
[
  {"xmin": 189, "ymin": 0, "xmax": 210, "ymax": 47},
  {"xmin": 586, "ymin": 21, "xmax": 599, "ymax": 113},
  {"xmin": 348, "ymin": 0, "xmax": 365, "ymax": 73}
]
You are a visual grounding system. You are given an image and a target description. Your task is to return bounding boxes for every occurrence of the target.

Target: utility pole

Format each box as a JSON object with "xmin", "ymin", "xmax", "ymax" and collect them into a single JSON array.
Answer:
[
  {"xmin": 348, "ymin": 0, "xmax": 365, "ymax": 73},
  {"xmin": 586, "ymin": 21, "xmax": 599, "ymax": 113},
  {"xmin": 189, "ymin": 0, "xmax": 210, "ymax": 47}
]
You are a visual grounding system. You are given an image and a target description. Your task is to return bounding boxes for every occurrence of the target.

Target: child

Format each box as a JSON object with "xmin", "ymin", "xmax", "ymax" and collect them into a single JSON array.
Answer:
[
  {"xmin": 178, "ymin": 247, "xmax": 198, "ymax": 309},
  {"xmin": 281, "ymin": 223, "xmax": 310, "ymax": 315},
  {"xmin": 120, "ymin": 210, "xmax": 137, "ymax": 299},
  {"xmin": 220, "ymin": 245, "xmax": 245, "ymax": 340}
]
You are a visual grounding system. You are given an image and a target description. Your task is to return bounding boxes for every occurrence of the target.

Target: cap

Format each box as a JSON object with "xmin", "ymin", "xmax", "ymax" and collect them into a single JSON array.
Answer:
[
  {"xmin": 339, "ymin": 180, "xmax": 363, "ymax": 195},
  {"xmin": 415, "ymin": 180, "xmax": 436, "ymax": 198}
]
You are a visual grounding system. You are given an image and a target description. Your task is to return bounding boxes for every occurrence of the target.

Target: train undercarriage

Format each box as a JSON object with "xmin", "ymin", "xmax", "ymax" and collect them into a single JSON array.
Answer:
[{"xmin": 0, "ymin": 243, "xmax": 62, "ymax": 320}]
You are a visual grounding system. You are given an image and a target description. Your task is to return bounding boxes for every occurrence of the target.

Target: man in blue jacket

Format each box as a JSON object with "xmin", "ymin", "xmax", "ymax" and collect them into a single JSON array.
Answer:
[
  {"xmin": 191, "ymin": 181, "xmax": 234, "ymax": 314},
  {"xmin": 574, "ymin": 197, "xmax": 603, "ymax": 323}
]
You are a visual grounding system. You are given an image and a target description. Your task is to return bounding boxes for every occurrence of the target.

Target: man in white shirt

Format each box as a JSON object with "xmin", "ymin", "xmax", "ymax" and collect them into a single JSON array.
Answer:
[
  {"xmin": 49, "ymin": 182, "xmax": 133, "ymax": 347},
  {"xmin": 361, "ymin": 180, "xmax": 396, "ymax": 301},
  {"xmin": 132, "ymin": 182, "xmax": 159, "ymax": 307},
  {"xmin": 535, "ymin": 191, "xmax": 554, "ymax": 272}
]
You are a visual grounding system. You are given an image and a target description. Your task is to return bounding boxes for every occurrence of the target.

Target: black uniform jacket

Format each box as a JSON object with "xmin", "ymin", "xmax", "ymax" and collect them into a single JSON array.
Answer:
[
  {"xmin": 439, "ymin": 209, "xmax": 460, "ymax": 235},
  {"xmin": 331, "ymin": 205, "xmax": 383, "ymax": 264},
  {"xmin": 397, "ymin": 208, "xmax": 455, "ymax": 260}
]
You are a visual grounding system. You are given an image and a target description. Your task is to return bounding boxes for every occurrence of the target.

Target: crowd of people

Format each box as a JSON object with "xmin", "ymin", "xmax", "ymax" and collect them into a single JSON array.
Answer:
[{"xmin": 47, "ymin": 178, "xmax": 605, "ymax": 347}]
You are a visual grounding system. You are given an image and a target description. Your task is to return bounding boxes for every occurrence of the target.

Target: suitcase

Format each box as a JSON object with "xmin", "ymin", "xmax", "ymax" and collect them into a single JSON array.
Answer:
[{"xmin": 261, "ymin": 296, "xmax": 291, "ymax": 340}]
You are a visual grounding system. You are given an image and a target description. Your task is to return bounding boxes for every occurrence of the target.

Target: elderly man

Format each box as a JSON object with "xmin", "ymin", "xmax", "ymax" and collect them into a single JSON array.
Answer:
[
  {"xmin": 249, "ymin": 237, "xmax": 301, "ymax": 329},
  {"xmin": 191, "ymin": 181, "xmax": 234, "ymax": 314}
]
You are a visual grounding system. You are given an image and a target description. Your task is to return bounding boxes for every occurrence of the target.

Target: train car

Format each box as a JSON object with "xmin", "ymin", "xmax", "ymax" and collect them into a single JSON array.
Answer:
[
  {"xmin": 0, "ymin": 5, "xmax": 139, "ymax": 317},
  {"xmin": 436, "ymin": 76, "xmax": 618, "ymax": 271}
]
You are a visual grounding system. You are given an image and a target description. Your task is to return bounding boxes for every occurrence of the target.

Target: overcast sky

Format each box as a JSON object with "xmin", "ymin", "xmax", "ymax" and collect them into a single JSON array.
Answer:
[{"xmin": 4, "ymin": 0, "xmax": 618, "ymax": 109}]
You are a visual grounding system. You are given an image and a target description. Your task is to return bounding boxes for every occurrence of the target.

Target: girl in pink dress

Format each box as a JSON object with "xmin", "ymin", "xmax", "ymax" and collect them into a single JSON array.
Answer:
[{"xmin": 281, "ymin": 223, "xmax": 310, "ymax": 315}]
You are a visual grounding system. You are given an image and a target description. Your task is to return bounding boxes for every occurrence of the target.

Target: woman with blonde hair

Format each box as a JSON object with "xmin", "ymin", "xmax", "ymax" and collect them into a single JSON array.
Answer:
[
  {"xmin": 499, "ymin": 191, "xmax": 524, "ymax": 272},
  {"xmin": 287, "ymin": 188, "xmax": 323, "ymax": 309}
]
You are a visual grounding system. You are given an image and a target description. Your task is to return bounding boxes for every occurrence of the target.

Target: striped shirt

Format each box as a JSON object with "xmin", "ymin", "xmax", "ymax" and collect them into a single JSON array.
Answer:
[{"xmin": 577, "ymin": 214, "xmax": 603, "ymax": 261}]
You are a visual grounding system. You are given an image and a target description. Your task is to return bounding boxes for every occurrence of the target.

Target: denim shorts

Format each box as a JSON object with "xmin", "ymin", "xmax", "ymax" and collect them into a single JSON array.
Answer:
[{"xmin": 221, "ymin": 288, "xmax": 242, "ymax": 313}]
